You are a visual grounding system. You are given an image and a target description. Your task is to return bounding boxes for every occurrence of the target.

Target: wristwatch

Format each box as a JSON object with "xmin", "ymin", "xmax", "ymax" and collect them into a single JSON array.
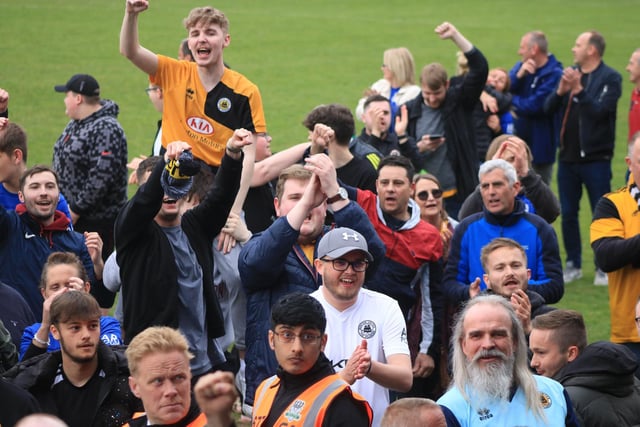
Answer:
[{"xmin": 326, "ymin": 187, "xmax": 348, "ymax": 204}]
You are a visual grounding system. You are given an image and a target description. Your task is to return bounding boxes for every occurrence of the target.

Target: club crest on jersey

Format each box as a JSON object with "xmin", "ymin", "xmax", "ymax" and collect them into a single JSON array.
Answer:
[
  {"xmin": 540, "ymin": 392, "xmax": 552, "ymax": 408},
  {"xmin": 217, "ymin": 97, "xmax": 232, "ymax": 112},
  {"xmin": 186, "ymin": 117, "xmax": 214, "ymax": 135},
  {"xmin": 284, "ymin": 399, "xmax": 305, "ymax": 421},
  {"xmin": 358, "ymin": 320, "xmax": 376, "ymax": 339}
]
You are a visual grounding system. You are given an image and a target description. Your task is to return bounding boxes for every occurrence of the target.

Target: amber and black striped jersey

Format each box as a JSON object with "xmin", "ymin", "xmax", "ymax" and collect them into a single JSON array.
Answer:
[{"xmin": 153, "ymin": 55, "xmax": 266, "ymax": 167}]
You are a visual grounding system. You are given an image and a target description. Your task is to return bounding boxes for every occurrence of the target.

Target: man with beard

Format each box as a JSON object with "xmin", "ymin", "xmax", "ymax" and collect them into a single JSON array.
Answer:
[
  {"xmin": 437, "ymin": 295, "xmax": 579, "ymax": 426},
  {"xmin": 477, "ymin": 238, "xmax": 554, "ymax": 334},
  {"xmin": 5, "ymin": 291, "xmax": 142, "ymax": 427},
  {"xmin": 115, "ymin": 136, "xmax": 247, "ymax": 380}
]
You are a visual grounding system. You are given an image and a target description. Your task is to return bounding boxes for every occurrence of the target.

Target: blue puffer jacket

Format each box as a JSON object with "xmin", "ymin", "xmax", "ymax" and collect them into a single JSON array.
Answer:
[
  {"xmin": 238, "ymin": 201, "xmax": 385, "ymax": 406},
  {"xmin": 443, "ymin": 200, "xmax": 563, "ymax": 305},
  {"xmin": 509, "ymin": 54, "xmax": 563, "ymax": 165}
]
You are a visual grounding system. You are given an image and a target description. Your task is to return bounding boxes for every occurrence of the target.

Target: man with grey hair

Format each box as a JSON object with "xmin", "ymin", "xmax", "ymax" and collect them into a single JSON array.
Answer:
[
  {"xmin": 443, "ymin": 159, "xmax": 563, "ymax": 309},
  {"xmin": 438, "ymin": 295, "xmax": 579, "ymax": 426}
]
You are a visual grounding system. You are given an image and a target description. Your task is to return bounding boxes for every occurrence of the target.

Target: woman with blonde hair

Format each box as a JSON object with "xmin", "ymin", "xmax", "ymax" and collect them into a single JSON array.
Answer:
[{"xmin": 355, "ymin": 47, "xmax": 420, "ymax": 130}]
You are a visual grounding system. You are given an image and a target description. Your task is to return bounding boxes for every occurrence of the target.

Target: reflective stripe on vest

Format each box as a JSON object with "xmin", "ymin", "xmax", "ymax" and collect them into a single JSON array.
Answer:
[{"xmin": 252, "ymin": 373, "xmax": 371, "ymax": 427}]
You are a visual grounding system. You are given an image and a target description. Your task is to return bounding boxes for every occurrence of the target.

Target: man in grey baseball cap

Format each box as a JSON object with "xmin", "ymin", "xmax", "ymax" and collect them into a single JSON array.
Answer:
[
  {"xmin": 317, "ymin": 227, "xmax": 373, "ymax": 263},
  {"xmin": 312, "ymin": 226, "xmax": 412, "ymax": 425}
]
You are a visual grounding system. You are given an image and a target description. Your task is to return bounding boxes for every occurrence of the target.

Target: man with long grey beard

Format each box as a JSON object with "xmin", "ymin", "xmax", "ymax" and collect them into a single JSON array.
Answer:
[{"xmin": 437, "ymin": 295, "xmax": 580, "ymax": 426}]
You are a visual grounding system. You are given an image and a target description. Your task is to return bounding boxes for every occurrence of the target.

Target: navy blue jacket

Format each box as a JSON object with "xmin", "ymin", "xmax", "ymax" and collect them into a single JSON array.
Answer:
[
  {"xmin": 544, "ymin": 60, "xmax": 622, "ymax": 161},
  {"xmin": 238, "ymin": 201, "xmax": 385, "ymax": 406},
  {"xmin": 443, "ymin": 200, "xmax": 563, "ymax": 305},
  {"xmin": 0, "ymin": 208, "xmax": 95, "ymax": 317},
  {"xmin": 509, "ymin": 54, "xmax": 563, "ymax": 164}
]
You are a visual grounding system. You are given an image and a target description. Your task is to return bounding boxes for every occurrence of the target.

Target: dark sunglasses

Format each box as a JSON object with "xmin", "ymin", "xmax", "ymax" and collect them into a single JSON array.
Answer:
[{"xmin": 416, "ymin": 189, "xmax": 443, "ymax": 201}]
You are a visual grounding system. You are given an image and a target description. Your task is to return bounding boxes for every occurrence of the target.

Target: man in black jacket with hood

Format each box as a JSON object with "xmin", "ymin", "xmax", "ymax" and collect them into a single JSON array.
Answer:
[{"xmin": 530, "ymin": 309, "xmax": 640, "ymax": 426}]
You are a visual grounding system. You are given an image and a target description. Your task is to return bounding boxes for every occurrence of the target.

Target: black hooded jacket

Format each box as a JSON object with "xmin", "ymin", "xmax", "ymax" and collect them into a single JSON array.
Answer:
[{"xmin": 554, "ymin": 341, "xmax": 640, "ymax": 427}]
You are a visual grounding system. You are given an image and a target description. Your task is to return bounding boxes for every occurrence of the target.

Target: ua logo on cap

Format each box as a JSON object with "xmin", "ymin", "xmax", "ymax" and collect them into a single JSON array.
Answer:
[{"xmin": 342, "ymin": 232, "xmax": 359, "ymax": 241}]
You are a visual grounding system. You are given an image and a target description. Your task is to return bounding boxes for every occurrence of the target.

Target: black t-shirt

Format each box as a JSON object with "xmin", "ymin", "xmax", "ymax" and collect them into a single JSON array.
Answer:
[
  {"xmin": 244, "ymin": 181, "xmax": 276, "ymax": 234},
  {"xmin": 52, "ymin": 366, "xmax": 105, "ymax": 427},
  {"xmin": 336, "ymin": 157, "xmax": 378, "ymax": 193}
]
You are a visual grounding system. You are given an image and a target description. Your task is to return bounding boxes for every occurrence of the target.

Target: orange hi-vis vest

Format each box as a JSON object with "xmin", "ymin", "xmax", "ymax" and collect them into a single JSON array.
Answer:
[
  {"xmin": 122, "ymin": 411, "xmax": 208, "ymax": 427},
  {"xmin": 252, "ymin": 373, "xmax": 372, "ymax": 427}
]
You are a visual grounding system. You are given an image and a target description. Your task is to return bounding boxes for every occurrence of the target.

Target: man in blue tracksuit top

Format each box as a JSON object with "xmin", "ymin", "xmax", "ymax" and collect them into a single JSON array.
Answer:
[{"xmin": 443, "ymin": 159, "xmax": 563, "ymax": 308}]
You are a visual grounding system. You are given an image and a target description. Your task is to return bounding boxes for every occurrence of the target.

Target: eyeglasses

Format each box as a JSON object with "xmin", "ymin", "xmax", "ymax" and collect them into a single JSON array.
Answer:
[
  {"xmin": 320, "ymin": 258, "xmax": 368, "ymax": 272},
  {"xmin": 273, "ymin": 330, "xmax": 322, "ymax": 345},
  {"xmin": 416, "ymin": 189, "xmax": 443, "ymax": 201},
  {"xmin": 145, "ymin": 87, "xmax": 160, "ymax": 93}
]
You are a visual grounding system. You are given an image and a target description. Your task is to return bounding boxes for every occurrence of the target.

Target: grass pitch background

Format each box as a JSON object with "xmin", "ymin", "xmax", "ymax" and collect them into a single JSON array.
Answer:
[{"xmin": 3, "ymin": 0, "xmax": 639, "ymax": 342}]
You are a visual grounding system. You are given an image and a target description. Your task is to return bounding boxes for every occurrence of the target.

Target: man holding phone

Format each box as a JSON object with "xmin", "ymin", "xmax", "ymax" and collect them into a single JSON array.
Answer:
[{"xmin": 397, "ymin": 22, "xmax": 488, "ymax": 219}]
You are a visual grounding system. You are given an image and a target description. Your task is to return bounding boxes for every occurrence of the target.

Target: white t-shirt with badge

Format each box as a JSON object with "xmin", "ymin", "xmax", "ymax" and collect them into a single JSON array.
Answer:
[{"xmin": 311, "ymin": 287, "xmax": 410, "ymax": 427}]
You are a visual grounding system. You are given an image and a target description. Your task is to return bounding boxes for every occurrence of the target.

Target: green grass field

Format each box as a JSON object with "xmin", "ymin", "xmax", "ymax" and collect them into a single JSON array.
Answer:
[{"xmin": 3, "ymin": 0, "xmax": 638, "ymax": 342}]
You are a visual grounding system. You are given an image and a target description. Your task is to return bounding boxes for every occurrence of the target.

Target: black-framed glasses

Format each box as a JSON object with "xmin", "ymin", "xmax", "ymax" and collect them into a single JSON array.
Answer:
[
  {"xmin": 273, "ymin": 330, "xmax": 322, "ymax": 345},
  {"xmin": 145, "ymin": 87, "xmax": 160, "ymax": 93},
  {"xmin": 416, "ymin": 189, "xmax": 443, "ymax": 201},
  {"xmin": 321, "ymin": 258, "xmax": 368, "ymax": 272}
]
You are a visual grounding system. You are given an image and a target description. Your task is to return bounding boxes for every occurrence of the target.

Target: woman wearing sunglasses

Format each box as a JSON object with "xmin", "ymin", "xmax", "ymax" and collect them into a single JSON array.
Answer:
[{"xmin": 412, "ymin": 173, "xmax": 458, "ymax": 260}]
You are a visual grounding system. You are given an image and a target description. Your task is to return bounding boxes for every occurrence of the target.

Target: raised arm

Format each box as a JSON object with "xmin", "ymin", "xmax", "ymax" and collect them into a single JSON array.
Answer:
[
  {"xmin": 119, "ymin": 0, "xmax": 158, "ymax": 76},
  {"xmin": 435, "ymin": 21, "xmax": 473, "ymax": 54},
  {"xmin": 252, "ymin": 142, "xmax": 310, "ymax": 187}
]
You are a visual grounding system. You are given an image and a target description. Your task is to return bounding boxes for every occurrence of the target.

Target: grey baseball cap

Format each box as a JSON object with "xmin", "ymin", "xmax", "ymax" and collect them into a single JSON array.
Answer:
[{"xmin": 317, "ymin": 227, "xmax": 373, "ymax": 261}]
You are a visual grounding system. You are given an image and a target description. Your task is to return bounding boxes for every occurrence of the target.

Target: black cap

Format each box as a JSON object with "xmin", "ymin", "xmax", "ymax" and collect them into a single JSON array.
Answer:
[{"xmin": 54, "ymin": 74, "xmax": 100, "ymax": 97}]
